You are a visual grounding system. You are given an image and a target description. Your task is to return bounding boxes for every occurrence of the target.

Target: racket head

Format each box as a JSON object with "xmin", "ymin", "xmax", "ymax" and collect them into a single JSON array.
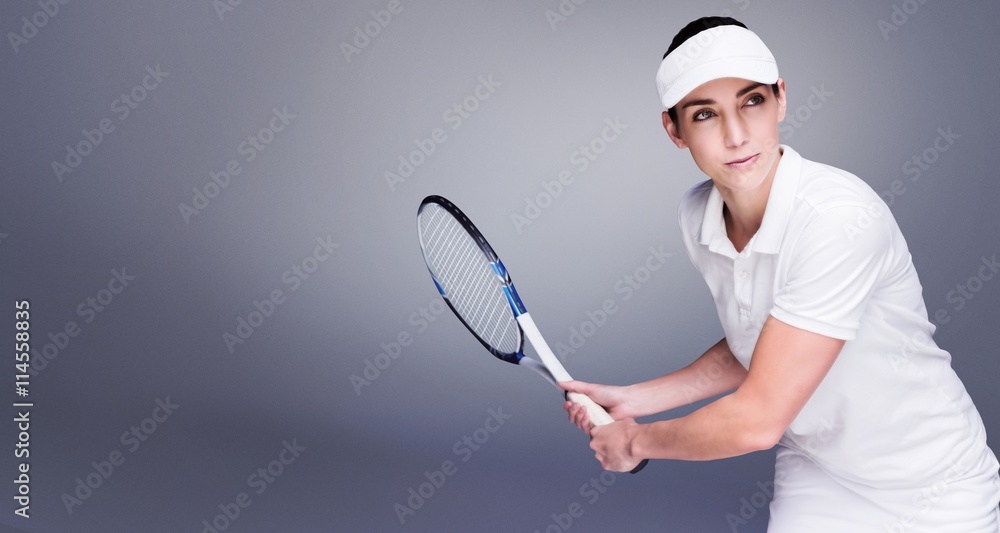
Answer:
[{"xmin": 417, "ymin": 195, "xmax": 525, "ymax": 365}]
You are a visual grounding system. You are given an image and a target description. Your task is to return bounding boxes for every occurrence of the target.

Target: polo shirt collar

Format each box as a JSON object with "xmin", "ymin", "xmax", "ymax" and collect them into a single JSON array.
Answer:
[{"xmin": 698, "ymin": 144, "xmax": 801, "ymax": 256}]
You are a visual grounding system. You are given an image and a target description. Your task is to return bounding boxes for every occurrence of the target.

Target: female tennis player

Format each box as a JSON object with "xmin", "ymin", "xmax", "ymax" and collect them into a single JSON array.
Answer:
[{"xmin": 560, "ymin": 16, "xmax": 1000, "ymax": 531}]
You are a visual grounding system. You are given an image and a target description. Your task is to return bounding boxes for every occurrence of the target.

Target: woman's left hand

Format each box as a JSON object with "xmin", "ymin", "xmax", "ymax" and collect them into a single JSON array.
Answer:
[{"xmin": 588, "ymin": 418, "xmax": 643, "ymax": 472}]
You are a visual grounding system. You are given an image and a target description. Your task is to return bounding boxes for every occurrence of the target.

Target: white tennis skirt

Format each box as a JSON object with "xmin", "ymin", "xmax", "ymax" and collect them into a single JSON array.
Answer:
[{"xmin": 767, "ymin": 445, "xmax": 1000, "ymax": 532}]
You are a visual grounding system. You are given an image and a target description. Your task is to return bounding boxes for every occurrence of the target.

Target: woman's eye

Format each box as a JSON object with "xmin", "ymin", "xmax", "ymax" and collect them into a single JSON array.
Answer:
[
  {"xmin": 746, "ymin": 94, "xmax": 765, "ymax": 106},
  {"xmin": 693, "ymin": 109, "xmax": 713, "ymax": 121}
]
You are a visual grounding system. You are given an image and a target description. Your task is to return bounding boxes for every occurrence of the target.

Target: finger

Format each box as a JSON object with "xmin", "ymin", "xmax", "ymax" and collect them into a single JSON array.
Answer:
[
  {"xmin": 573, "ymin": 405, "xmax": 591, "ymax": 431},
  {"xmin": 558, "ymin": 380, "xmax": 591, "ymax": 394},
  {"xmin": 565, "ymin": 403, "xmax": 583, "ymax": 428}
]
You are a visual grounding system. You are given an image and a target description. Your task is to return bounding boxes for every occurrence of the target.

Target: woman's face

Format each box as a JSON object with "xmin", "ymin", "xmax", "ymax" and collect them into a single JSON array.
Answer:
[{"xmin": 665, "ymin": 77, "xmax": 787, "ymax": 195}]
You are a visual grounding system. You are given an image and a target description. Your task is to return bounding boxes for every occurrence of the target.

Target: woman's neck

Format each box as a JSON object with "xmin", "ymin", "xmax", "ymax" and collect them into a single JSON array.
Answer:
[{"xmin": 718, "ymin": 150, "xmax": 782, "ymax": 252}]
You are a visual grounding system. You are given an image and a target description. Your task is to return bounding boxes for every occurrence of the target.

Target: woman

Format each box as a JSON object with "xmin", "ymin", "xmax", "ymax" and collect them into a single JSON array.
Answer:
[{"xmin": 561, "ymin": 16, "xmax": 1000, "ymax": 532}]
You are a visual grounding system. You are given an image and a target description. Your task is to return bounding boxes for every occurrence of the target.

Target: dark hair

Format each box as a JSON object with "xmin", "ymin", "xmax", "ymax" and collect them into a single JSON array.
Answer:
[
  {"xmin": 663, "ymin": 16, "xmax": 748, "ymax": 60},
  {"xmin": 663, "ymin": 17, "xmax": 780, "ymax": 133}
]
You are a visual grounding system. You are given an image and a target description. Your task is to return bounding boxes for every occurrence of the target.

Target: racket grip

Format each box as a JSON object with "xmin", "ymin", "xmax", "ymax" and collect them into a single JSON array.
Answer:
[
  {"xmin": 565, "ymin": 392, "xmax": 615, "ymax": 426},
  {"xmin": 565, "ymin": 392, "xmax": 649, "ymax": 474}
]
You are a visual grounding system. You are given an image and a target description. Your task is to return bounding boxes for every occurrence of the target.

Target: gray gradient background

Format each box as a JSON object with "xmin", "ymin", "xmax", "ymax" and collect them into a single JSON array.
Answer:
[{"xmin": 1, "ymin": 1, "xmax": 999, "ymax": 532}]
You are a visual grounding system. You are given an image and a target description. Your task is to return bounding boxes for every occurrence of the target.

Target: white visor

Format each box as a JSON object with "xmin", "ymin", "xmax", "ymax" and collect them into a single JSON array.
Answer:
[{"xmin": 656, "ymin": 25, "xmax": 778, "ymax": 109}]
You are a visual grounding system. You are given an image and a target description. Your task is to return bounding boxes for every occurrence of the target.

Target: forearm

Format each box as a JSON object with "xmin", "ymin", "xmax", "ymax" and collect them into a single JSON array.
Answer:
[
  {"xmin": 592, "ymin": 319, "xmax": 845, "ymax": 469},
  {"xmin": 629, "ymin": 391, "xmax": 777, "ymax": 461},
  {"xmin": 625, "ymin": 338, "xmax": 746, "ymax": 417}
]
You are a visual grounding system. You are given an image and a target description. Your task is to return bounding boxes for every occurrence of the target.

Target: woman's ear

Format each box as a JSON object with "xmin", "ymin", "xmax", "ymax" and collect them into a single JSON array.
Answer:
[
  {"xmin": 775, "ymin": 78, "xmax": 787, "ymax": 123},
  {"xmin": 662, "ymin": 111, "xmax": 687, "ymax": 149}
]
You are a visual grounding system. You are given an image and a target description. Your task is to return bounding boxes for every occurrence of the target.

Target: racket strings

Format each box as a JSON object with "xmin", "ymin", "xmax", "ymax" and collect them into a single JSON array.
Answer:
[
  {"xmin": 419, "ymin": 205, "xmax": 520, "ymax": 354},
  {"xmin": 423, "ymin": 208, "xmax": 497, "ymax": 329}
]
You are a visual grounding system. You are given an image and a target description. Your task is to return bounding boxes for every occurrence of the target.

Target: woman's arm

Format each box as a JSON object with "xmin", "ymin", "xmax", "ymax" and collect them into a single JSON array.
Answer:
[
  {"xmin": 588, "ymin": 317, "xmax": 845, "ymax": 471},
  {"xmin": 561, "ymin": 337, "xmax": 747, "ymax": 425},
  {"xmin": 626, "ymin": 337, "xmax": 747, "ymax": 417}
]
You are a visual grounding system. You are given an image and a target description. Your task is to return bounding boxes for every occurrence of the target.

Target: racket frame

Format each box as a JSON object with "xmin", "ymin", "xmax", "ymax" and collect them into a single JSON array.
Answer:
[{"xmin": 417, "ymin": 195, "xmax": 645, "ymax": 471}]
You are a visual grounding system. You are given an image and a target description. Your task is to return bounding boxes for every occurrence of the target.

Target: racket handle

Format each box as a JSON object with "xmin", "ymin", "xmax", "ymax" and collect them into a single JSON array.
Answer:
[
  {"xmin": 565, "ymin": 392, "xmax": 649, "ymax": 474},
  {"xmin": 566, "ymin": 391, "xmax": 615, "ymax": 426}
]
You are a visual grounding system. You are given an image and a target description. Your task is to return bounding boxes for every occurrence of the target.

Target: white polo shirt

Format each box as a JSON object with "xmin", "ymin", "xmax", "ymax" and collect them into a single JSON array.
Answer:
[{"xmin": 678, "ymin": 145, "xmax": 999, "ymax": 524}]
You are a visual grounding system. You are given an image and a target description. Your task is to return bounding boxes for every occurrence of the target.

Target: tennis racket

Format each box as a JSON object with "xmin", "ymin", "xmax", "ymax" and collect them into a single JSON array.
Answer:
[{"xmin": 416, "ymin": 195, "xmax": 647, "ymax": 474}]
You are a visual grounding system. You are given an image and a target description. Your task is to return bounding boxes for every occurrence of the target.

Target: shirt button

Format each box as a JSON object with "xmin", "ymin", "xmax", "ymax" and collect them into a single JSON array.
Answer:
[{"xmin": 740, "ymin": 271, "xmax": 748, "ymax": 279}]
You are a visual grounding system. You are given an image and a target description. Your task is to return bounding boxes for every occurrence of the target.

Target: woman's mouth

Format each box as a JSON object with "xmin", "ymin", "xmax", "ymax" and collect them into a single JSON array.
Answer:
[{"xmin": 726, "ymin": 153, "xmax": 760, "ymax": 169}]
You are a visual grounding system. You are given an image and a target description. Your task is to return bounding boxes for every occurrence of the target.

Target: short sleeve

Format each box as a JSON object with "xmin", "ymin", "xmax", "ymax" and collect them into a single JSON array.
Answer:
[
  {"xmin": 770, "ymin": 206, "xmax": 892, "ymax": 340},
  {"xmin": 677, "ymin": 180, "xmax": 713, "ymax": 276}
]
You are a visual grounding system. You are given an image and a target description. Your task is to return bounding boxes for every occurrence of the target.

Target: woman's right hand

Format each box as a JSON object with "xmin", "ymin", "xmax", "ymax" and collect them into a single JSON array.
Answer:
[{"xmin": 559, "ymin": 380, "xmax": 634, "ymax": 435}]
